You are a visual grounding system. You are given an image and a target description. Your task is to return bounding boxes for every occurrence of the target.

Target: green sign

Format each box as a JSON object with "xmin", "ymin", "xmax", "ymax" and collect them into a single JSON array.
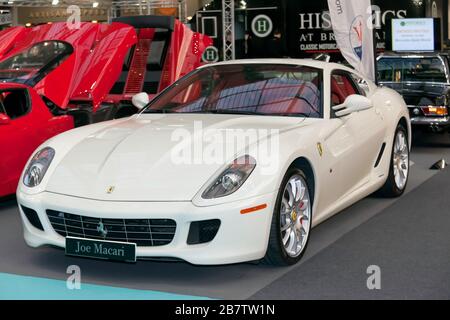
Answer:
[
  {"xmin": 251, "ymin": 14, "xmax": 273, "ymax": 38},
  {"xmin": 202, "ymin": 46, "xmax": 219, "ymax": 63}
]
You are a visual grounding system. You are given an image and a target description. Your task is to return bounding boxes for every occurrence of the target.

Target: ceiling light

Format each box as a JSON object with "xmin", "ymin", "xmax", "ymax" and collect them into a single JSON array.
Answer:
[
  {"xmin": 52, "ymin": 0, "xmax": 59, "ymax": 5},
  {"xmin": 93, "ymin": 1, "xmax": 99, "ymax": 8}
]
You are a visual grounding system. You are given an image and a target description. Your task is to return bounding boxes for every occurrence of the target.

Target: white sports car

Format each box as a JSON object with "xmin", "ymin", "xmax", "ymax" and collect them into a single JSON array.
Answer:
[{"xmin": 17, "ymin": 59, "xmax": 410, "ymax": 266}]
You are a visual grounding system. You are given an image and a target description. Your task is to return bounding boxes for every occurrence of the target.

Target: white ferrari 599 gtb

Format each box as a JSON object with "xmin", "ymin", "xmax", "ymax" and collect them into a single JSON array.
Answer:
[{"xmin": 17, "ymin": 59, "xmax": 410, "ymax": 266}]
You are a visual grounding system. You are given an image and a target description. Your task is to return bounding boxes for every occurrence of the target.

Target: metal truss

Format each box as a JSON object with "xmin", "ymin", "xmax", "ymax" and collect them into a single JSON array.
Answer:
[{"xmin": 222, "ymin": 0, "xmax": 235, "ymax": 61}]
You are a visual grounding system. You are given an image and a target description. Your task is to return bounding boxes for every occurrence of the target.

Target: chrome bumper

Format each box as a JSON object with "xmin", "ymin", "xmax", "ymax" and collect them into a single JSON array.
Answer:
[{"xmin": 410, "ymin": 116, "xmax": 450, "ymax": 126}]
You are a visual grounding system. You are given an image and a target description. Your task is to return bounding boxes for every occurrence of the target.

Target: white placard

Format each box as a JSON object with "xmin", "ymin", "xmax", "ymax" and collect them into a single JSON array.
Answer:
[{"xmin": 392, "ymin": 18, "xmax": 435, "ymax": 52}]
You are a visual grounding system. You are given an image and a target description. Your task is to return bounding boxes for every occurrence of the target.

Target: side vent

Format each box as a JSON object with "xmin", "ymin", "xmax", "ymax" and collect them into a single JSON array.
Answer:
[{"xmin": 374, "ymin": 143, "xmax": 386, "ymax": 168}]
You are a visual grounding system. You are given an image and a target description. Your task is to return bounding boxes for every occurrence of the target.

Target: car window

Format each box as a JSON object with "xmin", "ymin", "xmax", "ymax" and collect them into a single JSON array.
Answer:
[
  {"xmin": 143, "ymin": 64, "xmax": 323, "ymax": 118},
  {"xmin": 350, "ymin": 74, "xmax": 368, "ymax": 96},
  {"xmin": 0, "ymin": 89, "xmax": 30, "ymax": 120},
  {"xmin": 377, "ymin": 57, "xmax": 447, "ymax": 83},
  {"xmin": 0, "ymin": 41, "xmax": 73, "ymax": 86},
  {"xmin": 330, "ymin": 72, "xmax": 358, "ymax": 106}
]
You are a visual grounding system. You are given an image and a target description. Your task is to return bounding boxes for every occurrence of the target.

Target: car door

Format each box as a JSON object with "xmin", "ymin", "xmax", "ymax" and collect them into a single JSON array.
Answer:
[
  {"xmin": 0, "ymin": 88, "xmax": 45, "ymax": 195},
  {"xmin": 324, "ymin": 71, "xmax": 385, "ymax": 200},
  {"xmin": 0, "ymin": 102, "xmax": 18, "ymax": 196}
]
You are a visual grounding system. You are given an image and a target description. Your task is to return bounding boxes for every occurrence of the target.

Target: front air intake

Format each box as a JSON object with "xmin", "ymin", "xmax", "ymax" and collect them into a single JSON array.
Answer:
[
  {"xmin": 187, "ymin": 219, "xmax": 221, "ymax": 245},
  {"xmin": 21, "ymin": 206, "xmax": 44, "ymax": 231}
]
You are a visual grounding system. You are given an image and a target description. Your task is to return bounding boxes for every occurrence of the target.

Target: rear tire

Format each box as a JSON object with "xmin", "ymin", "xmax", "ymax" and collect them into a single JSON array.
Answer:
[
  {"xmin": 263, "ymin": 168, "xmax": 312, "ymax": 266},
  {"xmin": 377, "ymin": 123, "xmax": 409, "ymax": 198}
]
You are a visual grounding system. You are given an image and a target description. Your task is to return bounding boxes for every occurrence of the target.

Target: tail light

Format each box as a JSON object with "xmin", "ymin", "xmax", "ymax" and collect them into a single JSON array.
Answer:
[{"xmin": 422, "ymin": 106, "xmax": 448, "ymax": 116}]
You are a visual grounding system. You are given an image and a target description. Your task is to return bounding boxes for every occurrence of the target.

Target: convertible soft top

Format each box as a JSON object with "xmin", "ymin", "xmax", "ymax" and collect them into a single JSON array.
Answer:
[{"xmin": 0, "ymin": 22, "xmax": 137, "ymax": 110}]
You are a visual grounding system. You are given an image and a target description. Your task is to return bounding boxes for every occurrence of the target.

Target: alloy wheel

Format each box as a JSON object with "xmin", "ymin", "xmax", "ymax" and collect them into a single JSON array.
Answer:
[
  {"xmin": 279, "ymin": 174, "xmax": 311, "ymax": 258},
  {"xmin": 393, "ymin": 130, "xmax": 409, "ymax": 190}
]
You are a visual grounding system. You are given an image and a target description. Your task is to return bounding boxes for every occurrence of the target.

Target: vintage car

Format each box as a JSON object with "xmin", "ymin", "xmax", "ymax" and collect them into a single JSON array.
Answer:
[
  {"xmin": 377, "ymin": 52, "xmax": 450, "ymax": 132},
  {"xmin": 17, "ymin": 59, "xmax": 410, "ymax": 266},
  {"xmin": 0, "ymin": 17, "xmax": 211, "ymax": 198}
]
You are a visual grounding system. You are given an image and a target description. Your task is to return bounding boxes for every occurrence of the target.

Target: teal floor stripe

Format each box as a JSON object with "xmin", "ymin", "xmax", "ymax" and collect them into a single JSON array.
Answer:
[{"xmin": 0, "ymin": 273, "xmax": 210, "ymax": 300}]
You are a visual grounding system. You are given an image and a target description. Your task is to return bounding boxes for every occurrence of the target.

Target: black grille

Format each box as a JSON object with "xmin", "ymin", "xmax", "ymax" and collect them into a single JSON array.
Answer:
[{"xmin": 47, "ymin": 210, "xmax": 176, "ymax": 247}]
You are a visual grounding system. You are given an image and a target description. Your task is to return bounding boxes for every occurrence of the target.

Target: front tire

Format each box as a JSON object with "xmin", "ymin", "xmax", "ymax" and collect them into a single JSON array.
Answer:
[
  {"xmin": 263, "ymin": 168, "xmax": 312, "ymax": 266},
  {"xmin": 377, "ymin": 123, "xmax": 409, "ymax": 197}
]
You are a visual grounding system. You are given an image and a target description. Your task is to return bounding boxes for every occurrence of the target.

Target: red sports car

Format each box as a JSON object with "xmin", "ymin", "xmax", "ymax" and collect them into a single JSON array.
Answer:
[
  {"xmin": 0, "ymin": 83, "xmax": 73, "ymax": 197},
  {"xmin": 0, "ymin": 17, "xmax": 211, "ymax": 198}
]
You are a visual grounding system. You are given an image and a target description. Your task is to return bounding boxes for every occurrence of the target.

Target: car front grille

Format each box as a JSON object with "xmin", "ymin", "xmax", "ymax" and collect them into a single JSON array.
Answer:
[{"xmin": 47, "ymin": 210, "xmax": 176, "ymax": 247}]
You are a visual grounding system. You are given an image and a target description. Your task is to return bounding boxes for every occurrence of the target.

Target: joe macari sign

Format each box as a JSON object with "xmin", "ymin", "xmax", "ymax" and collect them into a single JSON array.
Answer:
[
  {"xmin": 66, "ymin": 237, "xmax": 136, "ymax": 262},
  {"xmin": 285, "ymin": 0, "xmax": 425, "ymax": 57}
]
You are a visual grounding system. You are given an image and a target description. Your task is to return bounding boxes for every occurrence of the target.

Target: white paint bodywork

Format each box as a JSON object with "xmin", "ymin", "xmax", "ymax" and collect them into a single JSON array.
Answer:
[{"xmin": 16, "ymin": 59, "xmax": 411, "ymax": 265}]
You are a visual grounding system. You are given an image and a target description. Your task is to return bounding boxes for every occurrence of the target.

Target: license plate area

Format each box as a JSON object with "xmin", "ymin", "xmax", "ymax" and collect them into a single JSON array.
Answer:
[{"xmin": 65, "ymin": 236, "xmax": 136, "ymax": 263}]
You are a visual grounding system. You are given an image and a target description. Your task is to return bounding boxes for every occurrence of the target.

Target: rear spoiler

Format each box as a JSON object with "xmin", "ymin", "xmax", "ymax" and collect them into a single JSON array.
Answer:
[{"xmin": 113, "ymin": 15, "xmax": 175, "ymax": 31}]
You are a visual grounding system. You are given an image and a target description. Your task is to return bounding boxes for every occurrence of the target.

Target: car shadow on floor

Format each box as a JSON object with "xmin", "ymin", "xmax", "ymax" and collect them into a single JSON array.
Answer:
[
  {"xmin": 25, "ymin": 246, "xmax": 280, "ymax": 297},
  {"xmin": 0, "ymin": 196, "xmax": 17, "ymax": 209}
]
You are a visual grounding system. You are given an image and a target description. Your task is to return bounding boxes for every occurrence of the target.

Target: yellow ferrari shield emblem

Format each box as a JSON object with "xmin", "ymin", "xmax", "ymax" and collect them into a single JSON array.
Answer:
[{"xmin": 317, "ymin": 142, "xmax": 323, "ymax": 157}]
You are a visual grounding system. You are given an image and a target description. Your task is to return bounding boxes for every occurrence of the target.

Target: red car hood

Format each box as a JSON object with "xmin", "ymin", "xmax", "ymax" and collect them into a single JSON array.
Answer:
[{"xmin": 0, "ymin": 23, "xmax": 137, "ymax": 111}]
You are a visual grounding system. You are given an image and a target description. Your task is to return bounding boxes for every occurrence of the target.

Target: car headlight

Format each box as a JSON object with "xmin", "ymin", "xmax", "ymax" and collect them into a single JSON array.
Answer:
[
  {"xmin": 23, "ymin": 147, "xmax": 55, "ymax": 188},
  {"xmin": 202, "ymin": 155, "xmax": 256, "ymax": 199}
]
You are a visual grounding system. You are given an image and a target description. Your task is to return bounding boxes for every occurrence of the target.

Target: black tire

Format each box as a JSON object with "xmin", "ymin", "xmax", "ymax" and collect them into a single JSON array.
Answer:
[
  {"xmin": 263, "ymin": 168, "xmax": 312, "ymax": 266},
  {"xmin": 377, "ymin": 123, "xmax": 409, "ymax": 198}
]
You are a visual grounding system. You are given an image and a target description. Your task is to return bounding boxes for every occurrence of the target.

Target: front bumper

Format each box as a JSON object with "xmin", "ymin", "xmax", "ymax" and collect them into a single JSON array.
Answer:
[{"xmin": 17, "ymin": 191, "xmax": 276, "ymax": 265}]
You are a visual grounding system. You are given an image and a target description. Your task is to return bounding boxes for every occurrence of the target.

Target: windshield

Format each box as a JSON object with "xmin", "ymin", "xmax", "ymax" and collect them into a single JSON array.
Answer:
[
  {"xmin": 377, "ymin": 57, "xmax": 448, "ymax": 83},
  {"xmin": 143, "ymin": 64, "xmax": 323, "ymax": 118},
  {"xmin": 0, "ymin": 41, "xmax": 73, "ymax": 85}
]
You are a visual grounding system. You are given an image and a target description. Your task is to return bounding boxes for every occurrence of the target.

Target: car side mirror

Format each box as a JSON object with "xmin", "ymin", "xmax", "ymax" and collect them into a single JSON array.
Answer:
[
  {"xmin": 332, "ymin": 94, "xmax": 373, "ymax": 117},
  {"xmin": 132, "ymin": 92, "xmax": 150, "ymax": 110},
  {"xmin": 0, "ymin": 113, "xmax": 11, "ymax": 125}
]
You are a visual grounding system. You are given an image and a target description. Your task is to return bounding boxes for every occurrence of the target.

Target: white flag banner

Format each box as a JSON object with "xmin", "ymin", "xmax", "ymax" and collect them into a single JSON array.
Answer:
[{"xmin": 327, "ymin": 0, "xmax": 375, "ymax": 81}]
